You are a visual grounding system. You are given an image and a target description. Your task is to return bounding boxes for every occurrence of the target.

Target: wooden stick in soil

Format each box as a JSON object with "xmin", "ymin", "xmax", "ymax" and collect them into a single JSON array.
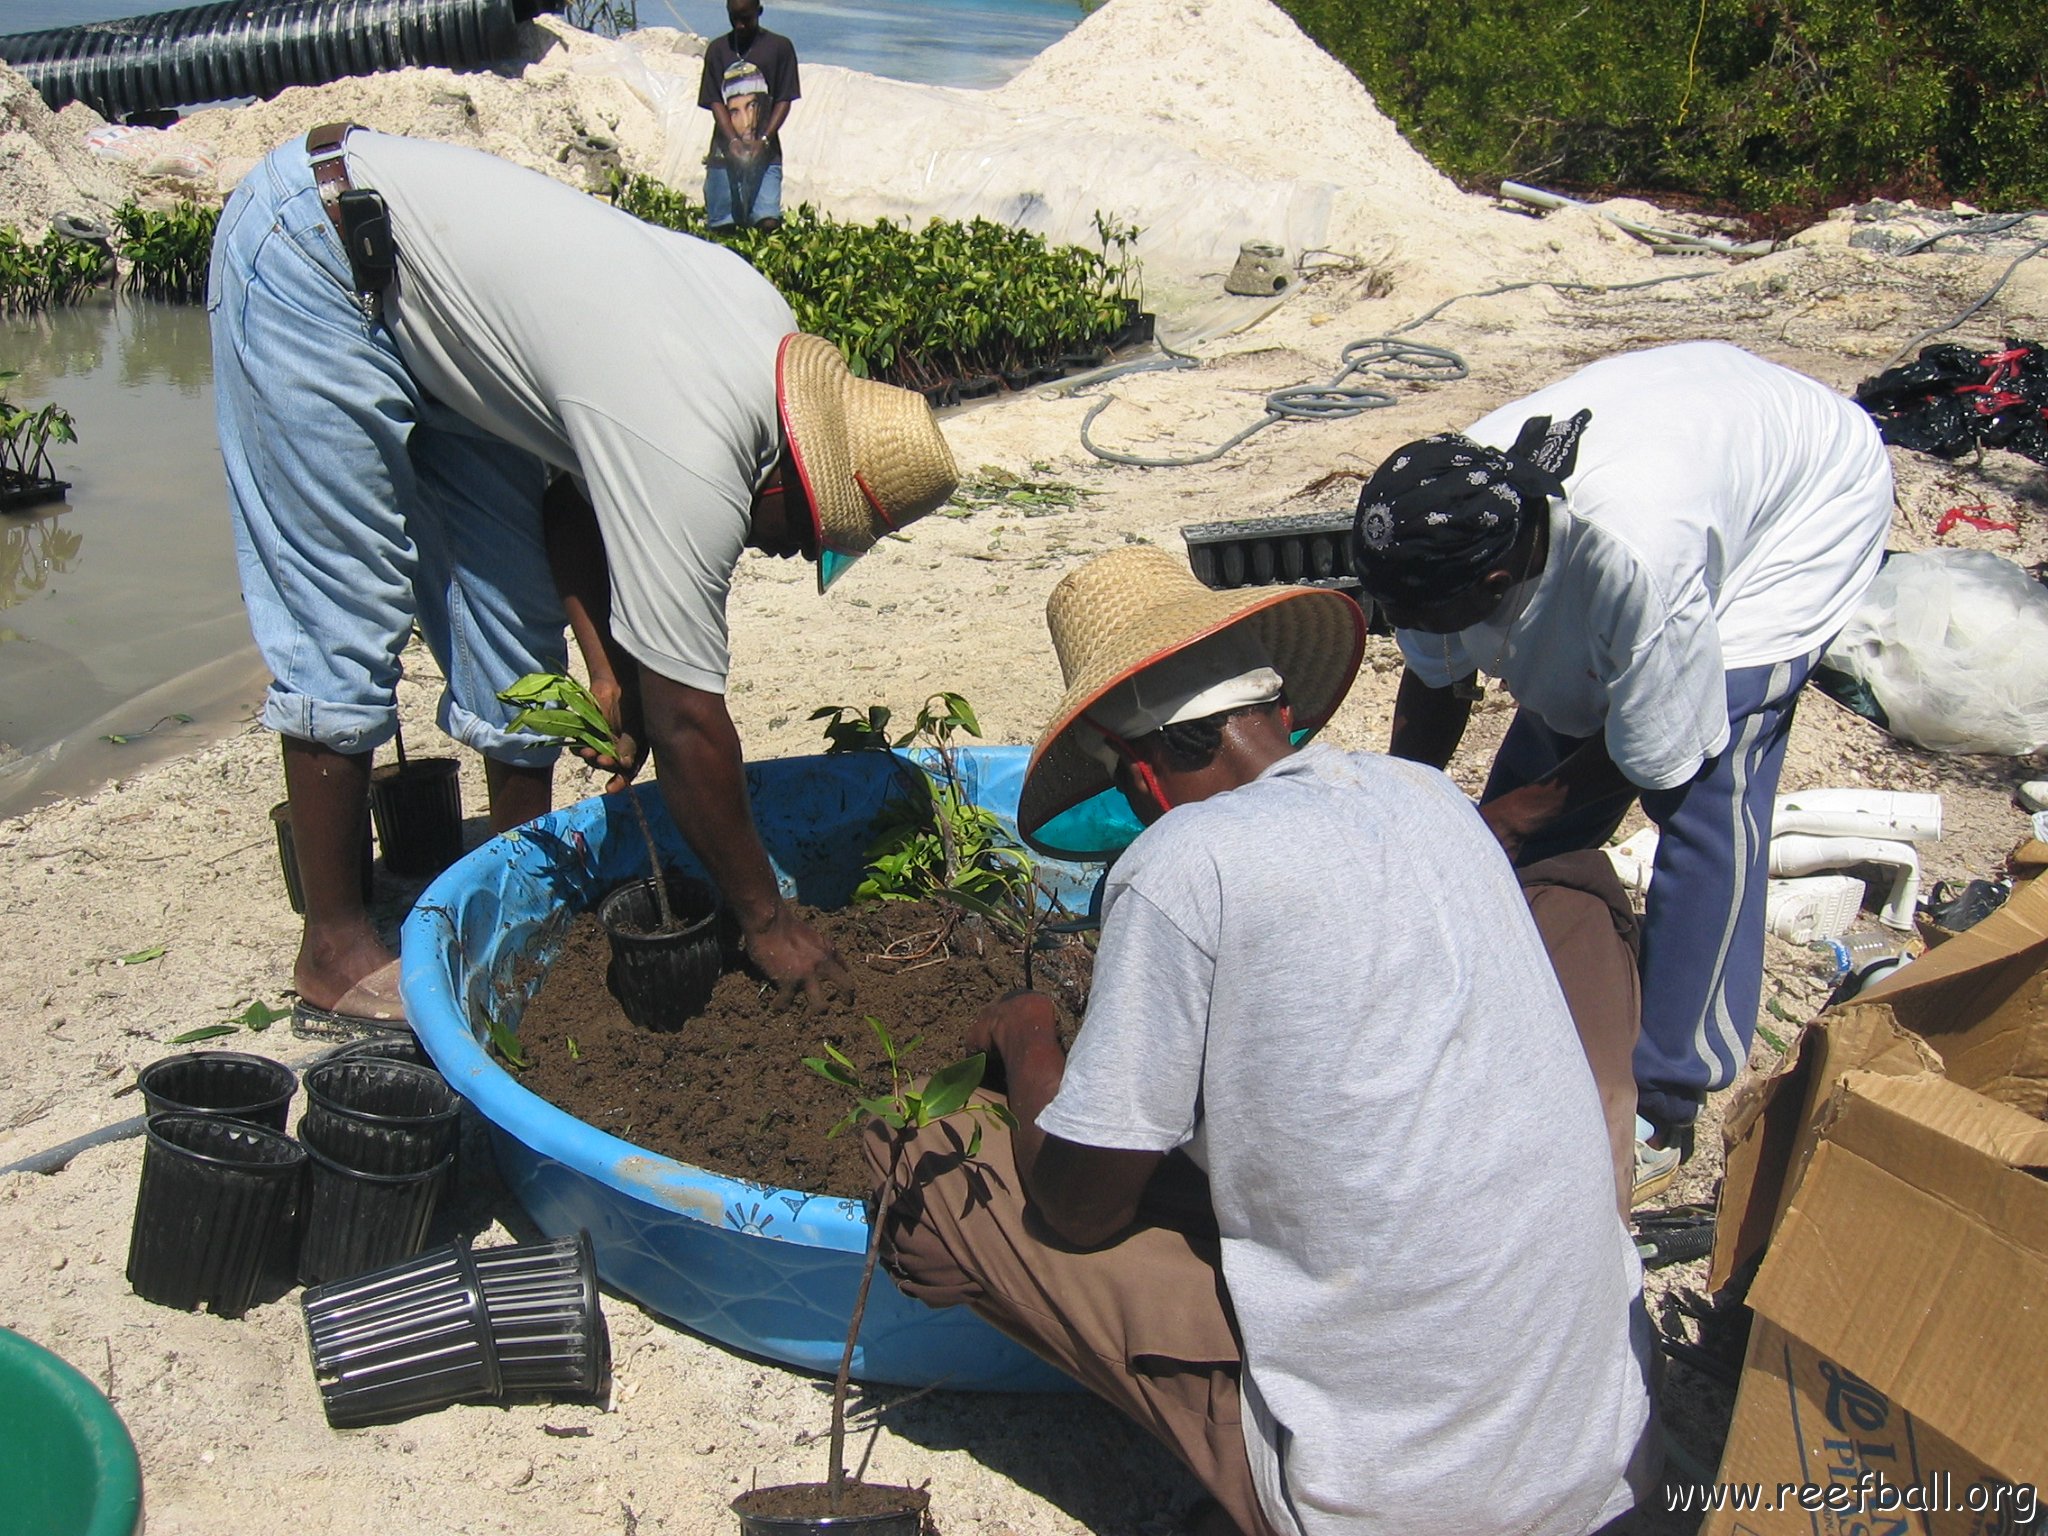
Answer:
[{"xmin": 623, "ymin": 789, "xmax": 678, "ymax": 932}]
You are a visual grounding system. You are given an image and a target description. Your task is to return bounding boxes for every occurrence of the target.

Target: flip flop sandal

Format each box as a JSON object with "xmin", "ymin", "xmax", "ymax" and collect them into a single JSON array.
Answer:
[{"xmin": 290, "ymin": 960, "xmax": 412, "ymax": 1042}]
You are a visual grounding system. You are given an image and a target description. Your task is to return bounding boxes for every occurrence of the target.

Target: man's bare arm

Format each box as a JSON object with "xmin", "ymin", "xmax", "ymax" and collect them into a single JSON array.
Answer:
[
  {"xmin": 637, "ymin": 669, "xmax": 847, "ymax": 1000},
  {"xmin": 968, "ymin": 993, "xmax": 1162, "ymax": 1249}
]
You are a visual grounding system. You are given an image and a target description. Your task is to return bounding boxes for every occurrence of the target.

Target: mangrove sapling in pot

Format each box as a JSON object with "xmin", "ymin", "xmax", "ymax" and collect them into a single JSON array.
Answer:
[
  {"xmin": 0, "ymin": 371, "xmax": 78, "ymax": 509},
  {"xmin": 500, "ymin": 672, "xmax": 725, "ymax": 1030},
  {"xmin": 730, "ymin": 1019, "xmax": 1013, "ymax": 1532}
]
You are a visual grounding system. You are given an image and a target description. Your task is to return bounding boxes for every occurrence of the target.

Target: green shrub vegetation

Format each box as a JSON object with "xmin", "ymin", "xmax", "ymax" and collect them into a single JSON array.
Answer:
[
  {"xmin": 1274, "ymin": 0, "xmax": 2048, "ymax": 214},
  {"xmin": 0, "ymin": 228, "xmax": 110, "ymax": 313},
  {"xmin": 611, "ymin": 175, "xmax": 1132, "ymax": 387},
  {"xmin": 113, "ymin": 201, "xmax": 218, "ymax": 303},
  {"xmin": 0, "ymin": 202, "xmax": 218, "ymax": 312},
  {"xmin": 0, "ymin": 369, "xmax": 79, "ymax": 503}
]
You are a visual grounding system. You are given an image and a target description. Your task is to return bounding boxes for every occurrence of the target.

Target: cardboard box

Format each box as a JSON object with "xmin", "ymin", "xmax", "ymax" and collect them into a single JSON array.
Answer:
[
  {"xmin": 1701, "ymin": 1072, "xmax": 2048, "ymax": 1533},
  {"xmin": 1699, "ymin": 841, "xmax": 2048, "ymax": 1532},
  {"xmin": 1713, "ymin": 842, "xmax": 2048, "ymax": 1292}
]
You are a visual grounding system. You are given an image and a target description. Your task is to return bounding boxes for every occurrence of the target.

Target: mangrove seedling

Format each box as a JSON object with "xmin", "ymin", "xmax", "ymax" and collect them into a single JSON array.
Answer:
[
  {"xmin": 804, "ymin": 1016, "xmax": 1014, "ymax": 1513},
  {"xmin": 819, "ymin": 692, "xmax": 1040, "ymax": 940},
  {"xmin": 497, "ymin": 671, "xmax": 682, "ymax": 933},
  {"xmin": 0, "ymin": 370, "xmax": 78, "ymax": 503}
]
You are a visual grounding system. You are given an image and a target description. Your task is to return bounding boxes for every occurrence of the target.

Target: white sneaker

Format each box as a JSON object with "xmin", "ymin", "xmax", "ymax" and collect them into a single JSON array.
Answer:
[{"xmin": 1632, "ymin": 1139, "xmax": 1681, "ymax": 1207}]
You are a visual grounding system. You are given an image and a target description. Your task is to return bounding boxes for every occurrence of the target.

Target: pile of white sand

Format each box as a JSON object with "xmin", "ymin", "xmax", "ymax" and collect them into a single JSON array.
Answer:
[
  {"xmin": 0, "ymin": 66, "xmax": 129, "ymax": 231},
  {"xmin": 4, "ymin": 0, "xmax": 1673, "ymax": 309}
]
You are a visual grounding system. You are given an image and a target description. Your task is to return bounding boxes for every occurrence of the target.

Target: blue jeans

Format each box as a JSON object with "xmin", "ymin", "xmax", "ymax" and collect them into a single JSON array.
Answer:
[
  {"xmin": 704, "ymin": 159, "xmax": 783, "ymax": 229},
  {"xmin": 1482, "ymin": 650, "xmax": 1822, "ymax": 1129},
  {"xmin": 208, "ymin": 140, "xmax": 565, "ymax": 764}
]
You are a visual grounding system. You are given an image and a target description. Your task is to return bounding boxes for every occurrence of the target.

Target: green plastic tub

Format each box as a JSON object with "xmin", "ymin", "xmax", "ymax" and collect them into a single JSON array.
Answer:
[{"xmin": 0, "ymin": 1327, "xmax": 144, "ymax": 1536}]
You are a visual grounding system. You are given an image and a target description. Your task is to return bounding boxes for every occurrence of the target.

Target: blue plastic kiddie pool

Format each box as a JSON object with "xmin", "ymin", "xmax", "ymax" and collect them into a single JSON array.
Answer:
[{"xmin": 402, "ymin": 746, "xmax": 1132, "ymax": 1391}]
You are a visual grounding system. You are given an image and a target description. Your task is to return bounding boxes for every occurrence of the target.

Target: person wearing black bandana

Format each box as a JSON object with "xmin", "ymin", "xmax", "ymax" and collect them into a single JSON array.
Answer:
[{"xmin": 1350, "ymin": 342, "xmax": 1895, "ymax": 1185}]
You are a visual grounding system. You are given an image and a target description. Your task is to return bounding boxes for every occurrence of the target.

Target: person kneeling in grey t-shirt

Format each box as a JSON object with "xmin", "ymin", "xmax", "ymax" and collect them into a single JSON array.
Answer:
[{"xmin": 865, "ymin": 546, "xmax": 1656, "ymax": 1536}]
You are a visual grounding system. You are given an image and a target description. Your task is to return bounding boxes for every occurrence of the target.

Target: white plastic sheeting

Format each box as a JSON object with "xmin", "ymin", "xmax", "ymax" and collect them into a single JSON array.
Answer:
[{"xmin": 1824, "ymin": 549, "xmax": 2048, "ymax": 755}]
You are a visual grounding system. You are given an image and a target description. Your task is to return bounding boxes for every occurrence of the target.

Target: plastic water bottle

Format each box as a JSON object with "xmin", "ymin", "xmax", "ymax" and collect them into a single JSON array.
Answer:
[{"xmin": 1811, "ymin": 933, "xmax": 1912, "ymax": 1000}]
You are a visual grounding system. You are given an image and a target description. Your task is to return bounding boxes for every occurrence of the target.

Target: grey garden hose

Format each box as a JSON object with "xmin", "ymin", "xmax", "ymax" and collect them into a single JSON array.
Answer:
[
  {"xmin": 1879, "ymin": 237, "xmax": 2048, "ymax": 371},
  {"xmin": 1078, "ymin": 338, "xmax": 1468, "ymax": 469},
  {"xmin": 1074, "ymin": 268, "xmax": 1724, "ymax": 469}
]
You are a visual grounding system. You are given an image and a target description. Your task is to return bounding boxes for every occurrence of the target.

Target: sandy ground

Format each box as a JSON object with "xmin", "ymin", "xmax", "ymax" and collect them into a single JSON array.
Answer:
[{"xmin": 3, "ymin": 0, "xmax": 2047, "ymax": 1531}]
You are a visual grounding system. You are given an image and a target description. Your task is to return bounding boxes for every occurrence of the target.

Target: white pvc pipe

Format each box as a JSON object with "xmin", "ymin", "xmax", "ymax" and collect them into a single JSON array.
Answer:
[
  {"xmin": 1772, "ymin": 790, "xmax": 1943, "ymax": 844},
  {"xmin": 1767, "ymin": 834, "xmax": 1921, "ymax": 931}
]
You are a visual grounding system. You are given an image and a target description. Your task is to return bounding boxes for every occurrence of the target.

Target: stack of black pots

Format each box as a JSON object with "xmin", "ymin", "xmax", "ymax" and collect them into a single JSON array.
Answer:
[
  {"xmin": 126, "ymin": 1039, "xmax": 611, "ymax": 1425},
  {"xmin": 126, "ymin": 1037, "xmax": 456, "ymax": 1316}
]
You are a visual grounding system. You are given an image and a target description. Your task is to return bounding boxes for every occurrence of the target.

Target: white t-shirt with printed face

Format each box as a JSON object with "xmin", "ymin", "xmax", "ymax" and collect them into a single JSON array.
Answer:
[
  {"xmin": 1038, "ymin": 746, "xmax": 1653, "ymax": 1536},
  {"xmin": 1396, "ymin": 341, "xmax": 1893, "ymax": 789},
  {"xmin": 344, "ymin": 130, "xmax": 796, "ymax": 694}
]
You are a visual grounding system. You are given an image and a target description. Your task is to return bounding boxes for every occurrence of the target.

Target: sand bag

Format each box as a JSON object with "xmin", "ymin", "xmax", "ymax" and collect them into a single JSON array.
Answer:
[{"xmin": 1823, "ymin": 549, "xmax": 2048, "ymax": 754}]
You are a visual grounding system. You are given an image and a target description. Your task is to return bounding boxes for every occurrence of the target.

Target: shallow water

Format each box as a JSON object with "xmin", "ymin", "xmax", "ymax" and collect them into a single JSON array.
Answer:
[
  {"xmin": 8, "ymin": 0, "xmax": 1084, "ymax": 88},
  {"xmin": 0, "ymin": 299, "xmax": 265, "ymax": 817}
]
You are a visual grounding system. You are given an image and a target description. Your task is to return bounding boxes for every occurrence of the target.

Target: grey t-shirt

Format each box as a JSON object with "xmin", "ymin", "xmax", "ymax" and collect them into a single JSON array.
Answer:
[
  {"xmin": 344, "ymin": 130, "xmax": 796, "ymax": 692},
  {"xmin": 1039, "ymin": 746, "xmax": 1652, "ymax": 1535}
]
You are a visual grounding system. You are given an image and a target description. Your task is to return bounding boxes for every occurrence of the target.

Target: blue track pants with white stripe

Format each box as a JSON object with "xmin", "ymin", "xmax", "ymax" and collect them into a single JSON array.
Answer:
[{"xmin": 1482, "ymin": 651, "xmax": 1818, "ymax": 1131}]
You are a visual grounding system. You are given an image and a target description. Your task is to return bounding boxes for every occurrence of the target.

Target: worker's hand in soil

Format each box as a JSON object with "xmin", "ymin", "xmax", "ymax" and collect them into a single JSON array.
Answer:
[{"xmin": 745, "ymin": 904, "xmax": 853, "ymax": 1009}]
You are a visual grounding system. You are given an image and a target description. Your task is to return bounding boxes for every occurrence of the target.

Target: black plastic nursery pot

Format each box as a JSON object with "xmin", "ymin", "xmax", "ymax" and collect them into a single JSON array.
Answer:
[
  {"xmin": 730, "ymin": 1484, "xmax": 931, "ymax": 1534},
  {"xmin": 300, "ymin": 1059, "xmax": 461, "ymax": 1176},
  {"xmin": 136, "ymin": 1050, "xmax": 297, "ymax": 1131},
  {"xmin": 0, "ymin": 473, "xmax": 69, "ymax": 511},
  {"xmin": 301, "ymin": 1240, "xmax": 500, "ymax": 1429},
  {"xmin": 295, "ymin": 1139, "xmax": 453, "ymax": 1288},
  {"xmin": 301, "ymin": 1233, "xmax": 609, "ymax": 1428},
  {"xmin": 127, "ymin": 1113, "xmax": 306, "ymax": 1317},
  {"xmin": 270, "ymin": 799, "xmax": 374, "ymax": 914},
  {"xmin": 470, "ymin": 1231, "xmax": 610, "ymax": 1401},
  {"xmin": 1181, "ymin": 508, "xmax": 1360, "ymax": 592},
  {"xmin": 1115, "ymin": 299, "xmax": 1157, "ymax": 348},
  {"xmin": 368, "ymin": 758, "xmax": 464, "ymax": 879},
  {"xmin": 955, "ymin": 374, "xmax": 1000, "ymax": 400},
  {"xmin": 597, "ymin": 874, "xmax": 725, "ymax": 1032},
  {"xmin": 328, "ymin": 1032, "xmax": 439, "ymax": 1073}
]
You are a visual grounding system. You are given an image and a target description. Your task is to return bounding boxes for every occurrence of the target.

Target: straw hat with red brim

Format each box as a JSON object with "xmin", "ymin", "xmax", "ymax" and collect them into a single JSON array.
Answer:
[
  {"xmin": 1017, "ymin": 547, "xmax": 1368, "ymax": 858},
  {"xmin": 776, "ymin": 333, "xmax": 959, "ymax": 592}
]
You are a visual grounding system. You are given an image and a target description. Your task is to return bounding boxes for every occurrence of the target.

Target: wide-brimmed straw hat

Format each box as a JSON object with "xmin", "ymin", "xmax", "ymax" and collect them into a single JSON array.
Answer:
[
  {"xmin": 776, "ymin": 333, "xmax": 959, "ymax": 591},
  {"xmin": 1017, "ymin": 547, "xmax": 1367, "ymax": 857}
]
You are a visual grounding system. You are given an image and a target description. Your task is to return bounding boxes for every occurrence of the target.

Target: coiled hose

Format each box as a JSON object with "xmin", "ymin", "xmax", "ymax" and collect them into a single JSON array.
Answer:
[
  {"xmin": 1074, "ymin": 268, "xmax": 1728, "ymax": 469},
  {"xmin": 0, "ymin": 0, "xmax": 548, "ymax": 119}
]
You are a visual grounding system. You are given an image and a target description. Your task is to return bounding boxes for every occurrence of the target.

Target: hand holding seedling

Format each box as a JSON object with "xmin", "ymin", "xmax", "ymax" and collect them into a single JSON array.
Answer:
[{"xmin": 498, "ymin": 669, "xmax": 644, "ymax": 793}]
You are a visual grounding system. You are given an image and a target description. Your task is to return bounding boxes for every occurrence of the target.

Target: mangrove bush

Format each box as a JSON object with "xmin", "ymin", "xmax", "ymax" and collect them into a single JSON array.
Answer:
[
  {"xmin": 1274, "ymin": 0, "xmax": 2048, "ymax": 215},
  {"xmin": 113, "ymin": 201, "xmax": 218, "ymax": 303},
  {"xmin": 0, "ymin": 369, "xmax": 79, "ymax": 507},
  {"xmin": 0, "ymin": 229, "xmax": 110, "ymax": 314}
]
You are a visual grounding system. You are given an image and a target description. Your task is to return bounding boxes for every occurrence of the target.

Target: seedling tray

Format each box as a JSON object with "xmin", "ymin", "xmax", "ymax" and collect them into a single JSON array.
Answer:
[
  {"xmin": 1181, "ymin": 509, "xmax": 1360, "ymax": 591},
  {"xmin": 0, "ymin": 473, "xmax": 69, "ymax": 511}
]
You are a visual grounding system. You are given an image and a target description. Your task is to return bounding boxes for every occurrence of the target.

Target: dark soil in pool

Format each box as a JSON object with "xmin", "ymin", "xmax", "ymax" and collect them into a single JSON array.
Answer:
[{"xmin": 515, "ymin": 898, "xmax": 1091, "ymax": 1200}]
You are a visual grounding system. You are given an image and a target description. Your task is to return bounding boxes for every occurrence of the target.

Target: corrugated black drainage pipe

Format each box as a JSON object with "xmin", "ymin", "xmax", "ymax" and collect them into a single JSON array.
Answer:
[{"xmin": 0, "ymin": 0, "xmax": 556, "ymax": 120}]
